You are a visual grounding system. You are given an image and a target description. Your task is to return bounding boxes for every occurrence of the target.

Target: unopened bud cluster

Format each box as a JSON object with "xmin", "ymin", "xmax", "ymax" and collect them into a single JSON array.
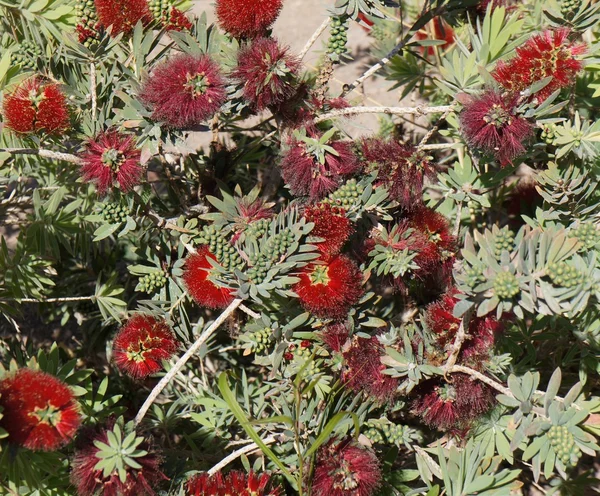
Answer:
[
  {"xmin": 245, "ymin": 218, "xmax": 270, "ymax": 239},
  {"xmin": 247, "ymin": 229, "xmax": 294, "ymax": 282},
  {"xmin": 325, "ymin": 179, "xmax": 363, "ymax": 209},
  {"xmin": 547, "ymin": 261, "xmax": 584, "ymax": 288},
  {"xmin": 494, "ymin": 230, "xmax": 514, "ymax": 257},
  {"xmin": 99, "ymin": 202, "xmax": 131, "ymax": 224},
  {"xmin": 198, "ymin": 225, "xmax": 244, "ymax": 271},
  {"xmin": 493, "ymin": 271, "xmax": 520, "ymax": 299},
  {"xmin": 11, "ymin": 40, "xmax": 42, "ymax": 70},
  {"xmin": 540, "ymin": 123, "xmax": 557, "ymax": 144},
  {"xmin": 246, "ymin": 327, "xmax": 272, "ymax": 353},
  {"xmin": 328, "ymin": 17, "xmax": 349, "ymax": 56},
  {"xmin": 560, "ymin": 0, "xmax": 582, "ymax": 18},
  {"xmin": 547, "ymin": 425, "xmax": 582, "ymax": 467},
  {"xmin": 571, "ymin": 222, "xmax": 600, "ymax": 250},
  {"xmin": 363, "ymin": 420, "xmax": 406, "ymax": 445},
  {"xmin": 138, "ymin": 271, "xmax": 168, "ymax": 293}
]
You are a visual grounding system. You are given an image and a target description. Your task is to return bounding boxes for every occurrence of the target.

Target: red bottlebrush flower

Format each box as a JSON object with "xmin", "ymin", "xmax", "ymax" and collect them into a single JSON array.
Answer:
[
  {"xmin": 294, "ymin": 255, "xmax": 363, "ymax": 319},
  {"xmin": 71, "ymin": 427, "xmax": 167, "ymax": 496},
  {"xmin": 320, "ymin": 322, "xmax": 351, "ymax": 353},
  {"xmin": 94, "ymin": 0, "xmax": 151, "ymax": 36},
  {"xmin": 312, "ymin": 437, "xmax": 381, "ymax": 496},
  {"xmin": 140, "ymin": 54, "xmax": 226, "ymax": 128},
  {"xmin": 0, "ymin": 369, "xmax": 80, "ymax": 451},
  {"xmin": 304, "ymin": 203, "xmax": 353, "ymax": 259},
  {"xmin": 232, "ymin": 38, "xmax": 300, "ymax": 111},
  {"xmin": 80, "ymin": 129, "xmax": 143, "ymax": 194},
  {"xmin": 76, "ymin": 22, "xmax": 104, "ymax": 44},
  {"xmin": 412, "ymin": 374, "xmax": 495, "ymax": 430},
  {"xmin": 342, "ymin": 336, "xmax": 398, "ymax": 401},
  {"xmin": 280, "ymin": 135, "xmax": 360, "ymax": 200},
  {"xmin": 361, "ymin": 138, "xmax": 435, "ymax": 210},
  {"xmin": 186, "ymin": 470, "xmax": 283, "ymax": 496},
  {"xmin": 492, "ymin": 28, "xmax": 586, "ymax": 102},
  {"xmin": 182, "ymin": 245, "xmax": 234, "ymax": 309},
  {"xmin": 216, "ymin": 0, "xmax": 283, "ymax": 39},
  {"xmin": 459, "ymin": 89, "xmax": 534, "ymax": 166},
  {"xmin": 162, "ymin": 7, "xmax": 193, "ymax": 32},
  {"xmin": 113, "ymin": 314, "xmax": 179, "ymax": 379},
  {"xmin": 2, "ymin": 77, "xmax": 70, "ymax": 135}
]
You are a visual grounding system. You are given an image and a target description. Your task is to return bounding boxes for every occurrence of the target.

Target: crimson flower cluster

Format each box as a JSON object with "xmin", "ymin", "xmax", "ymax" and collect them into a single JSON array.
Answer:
[
  {"xmin": 216, "ymin": 0, "xmax": 283, "ymax": 39},
  {"xmin": 112, "ymin": 314, "xmax": 179, "ymax": 379},
  {"xmin": 0, "ymin": 369, "xmax": 80, "ymax": 451},
  {"xmin": 140, "ymin": 54, "xmax": 226, "ymax": 129},
  {"xmin": 80, "ymin": 129, "xmax": 143, "ymax": 194},
  {"xmin": 185, "ymin": 470, "xmax": 283, "ymax": 495},
  {"xmin": 182, "ymin": 246, "xmax": 234, "ymax": 310},
  {"xmin": 2, "ymin": 76, "xmax": 70, "ymax": 135},
  {"xmin": 312, "ymin": 437, "xmax": 381, "ymax": 496},
  {"xmin": 303, "ymin": 203, "xmax": 353, "ymax": 259},
  {"xmin": 94, "ymin": 0, "xmax": 152, "ymax": 36}
]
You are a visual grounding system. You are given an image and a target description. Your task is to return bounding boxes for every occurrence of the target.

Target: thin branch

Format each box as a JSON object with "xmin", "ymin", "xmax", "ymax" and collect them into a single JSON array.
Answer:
[
  {"xmin": 313, "ymin": 105, "xmax": 453, "ymax": 124},
  {"xmin": 0, "ymin": 148, "xmax": 82, "ymax": 165},
  {"xmin": 0, "ymin": 296, "xmax": 94, "ymax": 303},
  {"xmin": 208, "ymin": 436, "xmax": 277, "ymax": 476},
  {"xmin": 443, "ymin": 310, "xmax": 471, "ymax": 371},
  {"xmin": 90, "ymin": 62, "xmax": 97, "ymax": 119},
  {"xmin": 447, "ymin": 364, "xmax": 513, "ymax": 397},
  {"xmin": 239, "ymin": 303, "xmax": 260, "ymax": 319},
  {"xmin": 420, "ymin": 143, "xmax": 458, "ymax": 150},
  {"xmin": 299, "ymin": 17, "xmax": 331, "ymax": 61},
  {"xmin": 417, "ymin": 106, "xmax": 454, "ymax": 150},
  {"xmin": 134, "ymin": 298, "xmax": 243, "ymax": 426},
  {"xmin": 453, "ymin": 201, "xmax": 463, "ymax": 238}
]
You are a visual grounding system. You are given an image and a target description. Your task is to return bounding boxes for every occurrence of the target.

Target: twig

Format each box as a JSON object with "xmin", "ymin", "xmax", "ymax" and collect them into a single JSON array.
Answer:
[
  {"xmin": 298, "ymin": 17, "xmax": 331, "ymax": 61},
  {"xmin": 134, "ymin": 298, "xmax": 243, "ymax": 426},
  {"xmin": 313, "ymin": 105, "xmax": 453, "ymax": 124},
  {"xmin": 453, "ymin": 201, "xmax": 463, "ymax": 238},
  {"xmin": 0, "ymin": 148, "xmax": 82, "ymax": 165},
  {"xmin": 420, "ymin": 143, "xmax": 458, "ymax": 150},
  {"xmin": 0, "ymin": 296, "xmax": 94, "ymax": 303},
  {"xmin": 90, "ymin": 62, "xmax": 97, "ymax": 119},
  {"xmin": 446, "ymin": 364, "xmax": 513, "ymax": 397},
  {"xmin": 208, "ymin": 436, "xmax": 277, "ymax": 476},
  {"xmin": 443, "ymin": 309, "xmax": 472, "ymax": 372},
  {"xmin": 417, "ymin": 106, "xmax": 454, "ymax": 150},
  {"xmin": 239, "ymin": 303, "xmax": 260, "ymax": 319}
]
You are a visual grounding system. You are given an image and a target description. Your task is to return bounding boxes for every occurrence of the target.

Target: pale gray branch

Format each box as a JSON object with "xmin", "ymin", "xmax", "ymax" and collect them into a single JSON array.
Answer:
[
  {"xmin": 1, "ymin": 148, "xmax": 82, "ymax": 165},
  {"xmin": 208, "ymin": 436, "xmax": 277, "ymax": 476},
  {"xmin": 298, "ymin": 17, "xmax": 330, "ymax": 61},
  {"xmin": 313, "ymin": 105, "xmax": 454, "ymax": 124}
]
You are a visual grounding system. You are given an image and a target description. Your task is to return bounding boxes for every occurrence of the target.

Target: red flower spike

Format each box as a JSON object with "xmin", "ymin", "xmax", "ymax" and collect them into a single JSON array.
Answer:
[
  {"xmin": 0, "ymin": 369, "xmax": 80, "ymax": 451},
  {"xmin": 94, "ymin": 0, "xmax": 152, "ymax": 36},
  {"xmin": 294, "ymin": 255, "xmax": 363, "ymax": 319},
  {"xmin": 140, "ymin": 54, "xmax": 226, "ymax": 129},
  {"xmin": 312, "ymin": 437, "xmax": 381, "ymax": 496},
  {"xmin": 113, "ymin": 314, "xmax": 179, "ymax": 379},
  {"xmin": 412, "ymin": 374, "xmax": 495, "ymax": 431},
  {"xmin": 342, "ymin": 336, "xmax": 398, "ymax": 402},
  {"xmin": 320, "ymin": 322, "xmax": 350, "ymax": 353},
  {"xmin": 163, "ymin": 7, "xmax": 193, "ymax": 32},
  {"xmin": 186, "ymin": 470, "xmax": 283, "ymax": 496},
  {"xmin": 71, "ymin": 427, "xmax": 167, "ymax": 496},
  {"xmin": 182, "ymin": 246, "xmax": 234, "ymax": 310},
  {"xmin": 304, "ymin": 203, "xmax": 353, "ymax": 259},
  {"xmin": 2, "ymin": 77, "xmax": 70, "ymax": 135},
  {"xmin": 216, "ymin": 0, "xmax": 283, "ymax": 39},
  {"xmin": 80, "ymin": 129, "xmax": 143, "ymax": 194},
  {"xmin": 361, "ymin": 138, "xmax": 435, "ymax": 210},
  {"xmin": 232, "ymin": 38, "xmax": 300, "ymax": 111},
  {"xmin": 281, "ymin": 137, "xmax": 360, "ymax": 200},
  {"xmin": 459, "ymin": 89, "xmax": 534, "ymax": 166},
  {"xmin": 492, "ymin": 28, "xmax": 586, "ymax": 102}
]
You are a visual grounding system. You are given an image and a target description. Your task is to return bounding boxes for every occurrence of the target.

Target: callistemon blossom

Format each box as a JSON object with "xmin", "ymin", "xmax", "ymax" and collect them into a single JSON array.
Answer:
[
  {"xmin": 80, "ymin": 129, "xmax": 143, "ymax": 194},
  {"xmin": 182, "ymin": 245, "xmax": 234, "ymax": 309},
  {"xmin": 294, "ymin": 254, "xmax": 363, "ymax": 319},
  {"xmin": 304, "ymin": 203, "xmax": 353, "ymax": 259},
  {"xmin": 412, "ymin": 374, "xmax": 495, "ymax": 430},
  {"xmin": 459, "ymin": 90, "xmax": 534, "ymax": 166},
  {"xmin": 280, "ymin": 132, "xmax": 360, "ymax": 200},
  {"xmin": 216, "ymin": 0, "xmax": 283, "ymax": 39},
  {"xmin": 186, "ymin": 470, "xmax": 283, "ymax": 496},
  {"xmin": 94, "ymin": 0, "xmax": 151, "ymax": 36},
  {"xmin": 320, "ymin": 322, "xmax": 351, "ymax": 353},
  {"xmin": 2, "ymin": 76, "xmax": 69, "ymax": 134},
  {"xmin": 0, "ymin": 369, "xmax": 80, "ymax": 451},
  {"xmin": 232, "ymin": 38, "xmax": 301, "ymax": 111},
  {"xmin": 139, "ymin": 54, "xmax": 226, "ymax": 128},
  {"xmin": 342, "ymin": 336, "xmax": 398, "ymax": 401},
  {"xmin": 361, "ymin": 138, "xmax": 434, "ymax": 211},
  {"xmin": 159, "ymin": 6, "xmax": 193, "ymax": 32},
  {"xmin": 112, "ymin": 314, "xmax": 179, "ymax": 379},
  {"xmin": 312, "ymin": 437, "xmax": 382, "ymax": 496},
  {"xmin": 70, "ymin": 427, "xmax": 166, "ymax": 496},
  {"xmin": 492, "ymin": 28, "xmax": 586, "ymax": 102},
  {"xmin": 425, "ymin": 289, "xmax": 502, "ymax": 364}
]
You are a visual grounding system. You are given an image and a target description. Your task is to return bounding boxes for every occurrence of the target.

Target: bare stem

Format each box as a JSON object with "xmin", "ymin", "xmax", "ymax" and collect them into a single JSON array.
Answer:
[
  {"xmin": 417, "ymin": 106, "xmax": 454, "ymax": 150},
  {"xmin": 299, "ymin": 17, "xmax": 331, "ymax": 61},
  {"xmin": 0, "ymin": 296, "xmax": 94, "ymax": 303},
  {"xmin": 208, "ymin": 436, "xmax": 277, "ymax": 476},
  {"xmin": 446, "ymin": 364, "xmax": 513, "ymax": 397},
  {"xmin": 313, "ymin": 105, "xmax": 454, "ymax": 124},
  {"xmin": 134, "ymin": 298, "xmax": 243, "ymax": 426},
  {"xmin": 1, "ymin": 148, "xmax": 82, "ymax": 165},
  {"xmin": 90, "ymin": 62, "xmax": 97, "ymax": 119},
  {"xmin": 239, "ymin": 303, "xmax": 261, "ymax": 319}
]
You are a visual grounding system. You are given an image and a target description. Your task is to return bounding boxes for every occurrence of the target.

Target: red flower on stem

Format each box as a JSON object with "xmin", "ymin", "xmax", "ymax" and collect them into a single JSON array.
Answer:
[
  {"xmin": 459, "ymin": 89, "xmax": 534, "ymax": 166},
  {"xmin": 320, "ymin": 322, "xmax": 351, "ymax": 353},
  {"xmin": 0, "ymin": 369, "xmax": 80, "ymax": 451},
  {"xmin": 80, "ymin": 129, "xmax": 143, "ymax": 194},
  {"xmin": 312, "ymin": 437, "xmax": 381, "ymax": 496},
  {"xmin": 2, "ymin": 76, "xmax": 70, "ymax": 135},
  {"xmin": 140, "ymin": 54, "xmax": 226, "ymax": 128},
  {"xmin": 161, "ymin": 7, "xmax": 193, "ymax": 32},
  {"xmin": 294, "ymin": 254, "xmax": 363, "ymax": 319},
  {"xmin": 304, "ymin": 203, "xmax": 353, "ymax": 259},
  {"xmin": 232, "ymin": 38, "xmax": 300, "ymax": 111},
  {"xmin": 94, "ymin": 0, "xmax": 152, "ymax": 36},
  {"xmin": 492, "ymin": 28, "xmax": 586, "ymax": 102},
  {"xmin": 186, "ymin": 470, "xmax": 283, "ymax": 495},
  {"xmin": 216, "ymin": 0, "xmax": 283, "ymax": 39},
  {"xmin": 113, "ymin": 314, "xmax": 179, "ymax": 379},
  {"xmin": 182, "ymin": 246, "xmax": 234, "ymax": 309}
]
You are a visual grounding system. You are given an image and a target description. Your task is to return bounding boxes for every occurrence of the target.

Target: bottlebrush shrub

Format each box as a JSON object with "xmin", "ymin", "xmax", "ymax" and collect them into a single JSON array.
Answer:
[{"xmin": 2, "ymin": 0, "xmax": 600, "ymax": 494}]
